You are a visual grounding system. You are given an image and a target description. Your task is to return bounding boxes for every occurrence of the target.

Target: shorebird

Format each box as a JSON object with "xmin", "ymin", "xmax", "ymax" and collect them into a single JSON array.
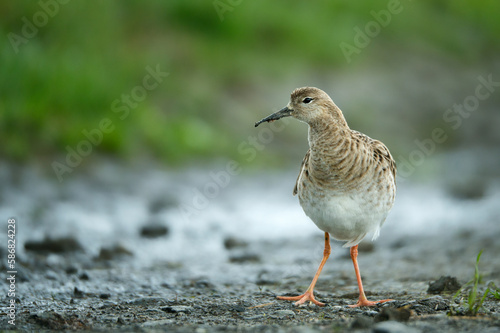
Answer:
[{"xmin": 255, "ymin": 87, "xmax": 396, "ymax": 307}]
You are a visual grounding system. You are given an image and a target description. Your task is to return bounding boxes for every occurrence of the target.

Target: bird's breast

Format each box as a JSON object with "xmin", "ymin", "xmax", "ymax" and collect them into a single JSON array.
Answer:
[{"xmin": 297, "ymin": 175, "xmax": 394, "ymax": 245}]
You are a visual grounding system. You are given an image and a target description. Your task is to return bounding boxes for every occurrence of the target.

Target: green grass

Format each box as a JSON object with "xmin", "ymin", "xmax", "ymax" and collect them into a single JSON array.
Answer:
[
  {"xmin": 450, "ymin": 250, "xmax": 500, "ymax": 316},
  {"xmin": 2, "ymin": 1, "xmax": 500, "ymax": 165}
]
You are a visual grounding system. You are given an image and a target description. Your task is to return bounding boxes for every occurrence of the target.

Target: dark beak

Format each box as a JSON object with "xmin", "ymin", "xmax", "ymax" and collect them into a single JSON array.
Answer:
[{"xmin": 254, "ymin": 106, "xmax": 293, "ymax": 127}]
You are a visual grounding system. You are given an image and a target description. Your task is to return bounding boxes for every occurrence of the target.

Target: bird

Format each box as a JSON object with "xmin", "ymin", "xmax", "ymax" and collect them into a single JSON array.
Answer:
[{"xmin": 254, "ymin": 87, "xmax": 396, "ymax": 307}]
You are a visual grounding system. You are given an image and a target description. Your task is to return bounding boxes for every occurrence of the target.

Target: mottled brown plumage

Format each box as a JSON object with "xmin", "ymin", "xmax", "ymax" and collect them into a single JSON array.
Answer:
[{"xmin": 255, "ymin": 86, "xmax": 397, "ymax": 307}]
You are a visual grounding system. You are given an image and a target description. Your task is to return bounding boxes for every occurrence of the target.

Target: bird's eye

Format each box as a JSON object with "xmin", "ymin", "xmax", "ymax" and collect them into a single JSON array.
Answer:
[{"xmin": 302, "ymin": 97, "xmax": 313, "ymax": 104}]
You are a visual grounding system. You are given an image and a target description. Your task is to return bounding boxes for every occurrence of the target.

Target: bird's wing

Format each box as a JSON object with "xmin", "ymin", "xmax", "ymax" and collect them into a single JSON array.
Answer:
[
  {"xmin": 351, "ymin": 130, "xmax": 397, "ymax": 181},
  {"xmin": 372, "ymin": 139, "xmax": 397, "ymax": 180},
  {"xmin": 293, "ymin": 149, "xmax": 310, "ymax": 196}
]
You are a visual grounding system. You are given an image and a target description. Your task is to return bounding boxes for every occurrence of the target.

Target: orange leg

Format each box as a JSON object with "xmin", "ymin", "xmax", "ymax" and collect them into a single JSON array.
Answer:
[
  {"xmin": 277, "ymin": 232, "xmax": 331, "ymax": 306},
  {"xmin": 349, "ymin": 244, "xmax": 393, "ymax": 307}
]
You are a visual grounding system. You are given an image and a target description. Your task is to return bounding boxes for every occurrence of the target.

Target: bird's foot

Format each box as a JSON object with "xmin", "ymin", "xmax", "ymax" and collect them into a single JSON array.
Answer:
[
  {"xmin": 348, "ymin": 298, "xmax": 394, "ymax": 308},
  {"xmin": 277, "ymin": 291, "xmax": 325, "ymax": 307}
]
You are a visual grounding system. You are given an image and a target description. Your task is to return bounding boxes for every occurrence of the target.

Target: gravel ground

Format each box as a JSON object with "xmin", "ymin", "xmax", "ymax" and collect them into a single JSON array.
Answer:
[{"xmin": 1, "ymin": 161, "xmax": 500, "ymax": 332}]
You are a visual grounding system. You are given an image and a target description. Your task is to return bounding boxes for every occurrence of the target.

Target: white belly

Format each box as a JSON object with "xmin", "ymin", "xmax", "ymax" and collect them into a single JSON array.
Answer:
[{"xmin": 299, "ymin": 191, "xmax": 389, "ymax": 247}]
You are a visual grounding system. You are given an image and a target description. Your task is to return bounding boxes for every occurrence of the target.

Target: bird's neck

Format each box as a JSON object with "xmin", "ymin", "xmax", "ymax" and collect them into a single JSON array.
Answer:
[
  {"xmin": 307, "ymin": 113, "xmax": 351, "ymax": 180},
  {"xmin": 308, "ymin": 112, "xmax": 349, "ymax": 148}
]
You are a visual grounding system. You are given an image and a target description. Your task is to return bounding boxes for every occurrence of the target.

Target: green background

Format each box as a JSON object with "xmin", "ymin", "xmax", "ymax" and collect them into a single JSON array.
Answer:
[{"xmin": 1, "ymin": 0, "xmax": 499, "ymax": 171}]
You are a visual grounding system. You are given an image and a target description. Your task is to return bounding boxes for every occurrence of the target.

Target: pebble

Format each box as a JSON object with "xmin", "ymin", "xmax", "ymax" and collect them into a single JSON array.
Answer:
[
  {"xmin": 45, "ymin": 271, "xmax": 59, "ymax": 280},
  {"xmin": 140, "ymin": 223, "xmax": 169, "ymax": 238},
  {"xmin": 162, "ymin": 305, "xmax": 193, "ymax": 313},
  {"xmin": 228, "ymin": 253, "xmax": 261, "ymax": 263},
  {"xmin": 447, "ymin": 178, "xmax": 485, "ymax": 200},
  {"xmin": 128, "ymin": 297, "xmax": 164, "ymax": 305},
  {"xmin": 365, "ymin": 310, "xmax": 379, "ymax": 316},
  {"xmin": 25, "ymin": 237, "xmax": 83, "ymax": 253},
  {"xmin": 427, "ymin": 276, "xmax": 461, "ymax": 294},
  {"xmin": 97, "ymin": 244, "xmax": 133, "ymax": 261},
  {"xmin": 223, "ymin": 237, "xmax": 248, "ymax": 249},
  {"xmin": 230, "ymin": 305, "xmax": 246, "ymax": 313},
  {"xmin": 65, "ymin": 265, "xmax": 78, "ymax": 274},
  {"xmin": 274, "ymin": 309, "xmax": 295, "ymax": 319},
  {"xmin": 243, "ymin": 315, "xmax": 264, "ymax": 321},
  {"xmin": 194, "ymin": 279, "xmax": 216, "ymax": 289},
  {"xmin": 99, "ymin": 293, "xmax": 111, "ymax": 299},
  {"xmin": 99, "ymin": 301, "xmax": 116, "ymax": 308},
  {"xmin": 73, "ymin": 287, "xmax": 85, "ymax": 298},
  {"xmin": 418, "ymin": 295, "xmax": 449, "ymax": 311}
]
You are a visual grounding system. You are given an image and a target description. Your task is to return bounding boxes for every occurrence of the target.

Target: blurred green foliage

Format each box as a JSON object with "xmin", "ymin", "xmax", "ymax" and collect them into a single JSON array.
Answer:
[{"xmin": 1, "ymin": 1, "xmax": 499, "ymax": 165}]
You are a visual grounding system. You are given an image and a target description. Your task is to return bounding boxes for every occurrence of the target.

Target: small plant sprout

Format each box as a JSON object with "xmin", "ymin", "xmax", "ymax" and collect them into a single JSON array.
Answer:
[{"xmin": 451, "ymin": 250, "xmax": 499, "ymax": 316}]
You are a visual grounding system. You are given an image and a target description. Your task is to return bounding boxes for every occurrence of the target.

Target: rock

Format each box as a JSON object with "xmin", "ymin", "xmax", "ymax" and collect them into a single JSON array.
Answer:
[
  {"xmin": 183, "ymin": 278, "xmax": 216, "ymax": 290},
  {"xmin": 99, "ymin": 293, "xmax": 111, "ymax": 299},
  {"xmin": 418, "ymin": 296, "xmax": 449, "ymax": 312},
  {"xmin": 165, "ymin": 261, "xmax": 183, "ymax": 269},
  {"xmin": 223, "ymin": 236, "xmax": 248, "ymax": 249},
  {"xmin": 65, "ymin": 265, "xmax": 78, "ymax": 274},
  {"xmin": 243, "ymin": 315, "xmax": 264, "ymax": 321},
  {"xmin": 79, "ymin": 272, "xmax": 90, "ymax": 280},
  {"xmin": 230, "ymin": 305, "xmax": 246, "ymax": 312},
  {"xmin": 31, "ymin": 311, "xmax": 88, "ymax": 330},
  {"xmin": 390, "ymin": 239, "xmax": 407, "ymax": 249},
  {"xmin": 427, "ymin": 276, "xmax": 461, "ymax": 294},
  {"xmin": 73, "ymin": 287, "xmax": 85, "ymax": 298},
  {"xmin": 447, "ymin": 178, "xmax": 486, "ymax": 200},
  {"xmin": 25, "ymin": 237, "xmax": 83, "ymax": 253},
  {"xmin": 96, "ymin": 244, "xmax": 133, "ymax": 261},
  {"xmin": 162, "ymin": 305, "xmax": 193, "ymax": 313},
  {"xmin": 351, "ymin": 315, "xmax": 373, "ymax": 329},
  {"xmin": 161, "ymin": 282, "xmax": 174, "ymax": 289},
  {"xmin": 128, "ymin": 297, "xmax": 165, "ymax": 305},
  {"xmin": 373, "ymin": 320, "xmax": 421, "ymax": 333},
  {"xmin": 140, "ymin": 223, "xmax": 169, "ymax": 238},
  {"xmin": 375, "ymin": 307, "xmax": 411, "ymax": 322},
  {"xmin": 194, "ymin": 279, "xmax": 216, "ymax": 289},
  {"xmin": 146, "ymin": 308, "xmax": 166, "ymax": 315},
  {"xmin": 274, "ymin": 309, "xmax": 295, "ymax": 319},
  {"xmin": 229, "ymin": 253, "xmax": 261, "ymax": 263}
]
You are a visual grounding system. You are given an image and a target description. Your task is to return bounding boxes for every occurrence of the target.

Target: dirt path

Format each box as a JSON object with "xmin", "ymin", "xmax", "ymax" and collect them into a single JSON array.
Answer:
[{"xmin": 1, "ymin": 164, "xmax": 499, "ymax": 332}]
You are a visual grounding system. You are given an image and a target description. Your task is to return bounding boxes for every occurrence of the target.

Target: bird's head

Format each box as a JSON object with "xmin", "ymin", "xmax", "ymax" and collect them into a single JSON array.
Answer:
[{"xmin": 255, "ymin": 87, "xmax": 345, "ymax": 127}]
